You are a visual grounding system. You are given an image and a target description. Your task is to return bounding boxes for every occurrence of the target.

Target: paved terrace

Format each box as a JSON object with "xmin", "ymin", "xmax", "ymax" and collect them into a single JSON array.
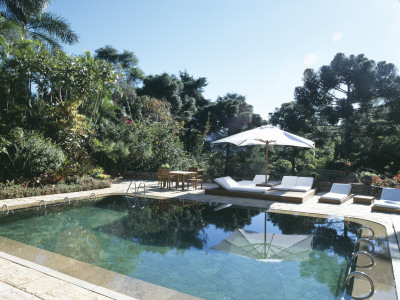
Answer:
[{"xmin": 0, "ymin": 180, "xmax": 399, "ymax": 299}]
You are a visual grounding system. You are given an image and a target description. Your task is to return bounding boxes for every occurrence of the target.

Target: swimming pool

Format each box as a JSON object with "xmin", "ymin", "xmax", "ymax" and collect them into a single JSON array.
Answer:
[{"xmin": 0, "ymin": 195, "xmax": 396, "ymax": 299}]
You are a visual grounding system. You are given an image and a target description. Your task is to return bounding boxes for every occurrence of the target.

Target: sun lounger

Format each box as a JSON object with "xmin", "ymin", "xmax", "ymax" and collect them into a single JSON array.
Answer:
[
  {"xmin": 207, "ymin": 177, "xmax": 316, "ymax": 203},
  {"xmin": 318, "ymin": 183, "xmax": 353, "ymax": 204},
  {"xmin": 272, "ymin": 176, "xmax": 298, "ymax": 191},
  {"xmin": 371, "ymin": 188, "xmax": 400, "ymax": 213},
  {"xmin": 288, "ymin": 177, "xmax": 314, "ymax": 192},
  {"xmin": 214, "ymin": 176, "xmax": 270, "ymax": 193},
  {"xmin": 238, "ymin": 175, "xmax": 269, "ymax": 186}
]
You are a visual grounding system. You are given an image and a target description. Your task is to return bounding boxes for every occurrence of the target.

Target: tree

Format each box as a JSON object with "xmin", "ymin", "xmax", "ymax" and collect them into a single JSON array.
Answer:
[
  {"xmin": 0, "ymin": 0, "xmax": 78, "ymax": 50},
  {"xmin": 179, "ymin": 70, "xmax": 208, "ymax": 107},
  {"xmin": 95, "ymin": 45, "xmax": 144, "ymax": 84},
  {"xmin": 0, "ymin": 15, "xmax": 23, "ymax": 53},
  {"xmin": 270, "ymin": 53, "xmax": 400, "ymax": 173},
  {"xmin": 139, "ymin": 73, "xmax": 184, "ymax": 115},
  {"xmin": 203, "ymin": 93, "xmax": 265, "ymax": 176}
]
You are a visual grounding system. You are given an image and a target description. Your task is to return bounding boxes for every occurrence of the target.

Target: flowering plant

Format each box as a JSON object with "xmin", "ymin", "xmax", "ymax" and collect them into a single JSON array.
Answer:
[{"xmin": 371, "ymin": 174, "xmax": 400, "ymax": 188}]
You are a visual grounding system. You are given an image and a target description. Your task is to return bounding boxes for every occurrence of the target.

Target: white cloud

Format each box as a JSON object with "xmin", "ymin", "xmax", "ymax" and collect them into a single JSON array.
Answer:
[
  {"xmin": 303, "ymin": 53, "xmax": 318, "ymax": 66},
  {"xmin": 332, "ymin": 32, "xmax": 342, "ymax": 42}
]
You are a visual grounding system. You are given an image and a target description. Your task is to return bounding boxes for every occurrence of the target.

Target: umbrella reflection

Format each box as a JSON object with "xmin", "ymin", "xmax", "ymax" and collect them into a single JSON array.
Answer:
[{"xmin": 212, "ymin": 228, "xmax": 313, "ymax": 262}]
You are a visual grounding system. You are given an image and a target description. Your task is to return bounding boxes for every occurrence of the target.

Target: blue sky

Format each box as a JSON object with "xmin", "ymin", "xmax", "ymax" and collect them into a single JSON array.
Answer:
[{"xmin": 49, "ymin": 0, "xmax": 400, "ymax": 120}]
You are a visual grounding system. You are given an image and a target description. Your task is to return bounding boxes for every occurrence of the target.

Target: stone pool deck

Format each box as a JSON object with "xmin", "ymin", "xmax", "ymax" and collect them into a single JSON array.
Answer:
[{"xmin": 0, "ymin": 179, "xmax": 399, "ymax": 299}]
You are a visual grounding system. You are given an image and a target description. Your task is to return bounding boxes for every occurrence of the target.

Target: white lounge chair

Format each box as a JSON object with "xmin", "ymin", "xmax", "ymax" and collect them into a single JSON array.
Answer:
[
  {"xmin": 318, "ymin": 183, "xmax": 353, "ymax": 204},
  {"xmin": 371, "ymin": 187, "xmax": 400, "ymax": 213},
  {"xmin": 238, "ymin": 175, "xmax": 269, "ymax": 186},
  {"xmin": 214, "ymin": 176, "xmax": 270, "ymax": 193},
  {"xmin": 289, "ymin": 177, "xmax": 314, "ymax": 192},
  {"xmin": 272, "ymin": 176, "xmax": 298, "ymax": 191}
]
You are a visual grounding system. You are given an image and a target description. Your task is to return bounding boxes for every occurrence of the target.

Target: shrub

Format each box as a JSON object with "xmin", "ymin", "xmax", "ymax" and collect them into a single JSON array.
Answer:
[
  {"xmin": 0, "ymin": 128, "xmax": 65, "ymax": 181},
  {"xmin": 88, "ymin": 166, "xmax": 111, "ymax": 179},
  {"xmin": 359, "ymin": 171, "xmax": 377, "ymax": 185},
  {"xmin": 370, "ymin": 173, "xmax": 400, "ymax": 188},
  {"xmin": 270, "ymin": 159, "xmax": 292, "ymax": 175},
  {"xmin": 0, "ymin": 176, "xmax": 111, "ymax": 200}
]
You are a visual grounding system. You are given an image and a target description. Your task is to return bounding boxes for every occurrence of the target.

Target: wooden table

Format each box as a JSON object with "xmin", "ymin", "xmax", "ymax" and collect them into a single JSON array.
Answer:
[
  {"xmin": 169, "ymin": 171, "xmax": 197, "ymax": 190},
  {"xmin": 353, "ymin": 195, "xmax": 374, "ymax": 204}
]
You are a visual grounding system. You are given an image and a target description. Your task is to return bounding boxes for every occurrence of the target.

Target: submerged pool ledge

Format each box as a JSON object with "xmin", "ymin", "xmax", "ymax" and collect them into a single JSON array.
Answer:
[{"xmin": 0, "ymin": 237, "xmax": 200, "ymax": 300}]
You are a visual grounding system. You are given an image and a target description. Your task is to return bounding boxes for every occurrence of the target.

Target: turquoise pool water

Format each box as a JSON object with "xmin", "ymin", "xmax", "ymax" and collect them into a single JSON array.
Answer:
[{"xmin": 0, "ymin": 196, "xmax": 381, "ymax": 299}]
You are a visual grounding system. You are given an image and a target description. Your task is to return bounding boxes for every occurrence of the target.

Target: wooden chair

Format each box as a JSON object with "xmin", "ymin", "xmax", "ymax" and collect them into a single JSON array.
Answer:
[
  {"xmin": 186, "ymin": 167, "xmax": 204, "ymax": 189},
  {"xmin": 159, "ymin": 169, "xmax": 175, "ymax": 189},
  {"xmin": 157, "ymin": 167, "xmax": 163, "ymax": 187},
  {"xmin": 196, "ymin": 170, "xmax": 204, "ymax": 189}
]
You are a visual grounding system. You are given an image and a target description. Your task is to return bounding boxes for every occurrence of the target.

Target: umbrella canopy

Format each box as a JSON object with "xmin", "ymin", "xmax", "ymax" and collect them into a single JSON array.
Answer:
[
  {"xmin": 211, "ymin": 228, "xmax": 313, "ymax": 262},
  {"xmin": 212, "ymin": 125, "xmax": 315, "ymax": 183}
]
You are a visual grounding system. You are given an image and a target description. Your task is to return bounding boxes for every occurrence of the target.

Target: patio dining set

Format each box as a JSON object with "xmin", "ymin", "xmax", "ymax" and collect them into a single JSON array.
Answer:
[{"xmin": 157, "ymin": 167, "xmax": 204, "ymax": 190}]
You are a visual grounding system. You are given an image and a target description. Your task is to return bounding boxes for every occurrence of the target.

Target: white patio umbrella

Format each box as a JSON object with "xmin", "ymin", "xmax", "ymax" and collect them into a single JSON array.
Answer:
[
  {"xmin": 212, "ymin": 125, "xmax": 315, "ymax": 184},
  {"xmin": 211, "ymin": 228, "xmax": 313, "ymax": 262}
]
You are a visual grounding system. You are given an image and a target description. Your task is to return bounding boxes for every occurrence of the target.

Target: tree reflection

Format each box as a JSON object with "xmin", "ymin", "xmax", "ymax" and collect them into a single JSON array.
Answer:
[
  {"xmin": 267, "ymin": 212, "xmax": 361, "ymax": 297},
  {"xmin": 95, "ymin": 198, "xmax": 207, "ymax": 250},
  {"xmin": 201, "ymin": 205, "xmax": 260, "ymax": 232}
]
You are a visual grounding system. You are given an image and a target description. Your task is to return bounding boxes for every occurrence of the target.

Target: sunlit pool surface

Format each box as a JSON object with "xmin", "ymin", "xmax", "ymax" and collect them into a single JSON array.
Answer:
[{"xmin": 0, "ymin": 196, "xmax": 396, "ymax": 299}]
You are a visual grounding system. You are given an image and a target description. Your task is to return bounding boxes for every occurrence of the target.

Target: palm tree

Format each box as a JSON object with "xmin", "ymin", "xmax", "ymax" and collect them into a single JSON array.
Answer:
[
  {"xmin": 0, "ymin": 15, "xmax": 22, "ymax": 52},
  {"xmin": 0, "ymin": 0, "xmax": 78, "ymax": 50}
]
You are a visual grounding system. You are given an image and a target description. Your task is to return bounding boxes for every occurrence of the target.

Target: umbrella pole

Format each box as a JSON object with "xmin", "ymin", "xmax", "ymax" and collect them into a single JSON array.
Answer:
[
  {"xmin": 264, "ymin": 210, "xmax": 267, "ymax": 243},
  {"xmin": 265, "ymin": 141, "xmax": 269, "ymax": 184}
]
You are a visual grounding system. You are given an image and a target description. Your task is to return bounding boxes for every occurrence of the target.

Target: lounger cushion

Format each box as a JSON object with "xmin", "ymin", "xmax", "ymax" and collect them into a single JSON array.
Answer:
[
  {"xmin": 289, "ymin": 185, "xmax": 312, "ymax": 192},
  {"xmin": 238, "ymin": 175, "xmax": 269, "ymax": 186},
  {"xmin": 381, "ymin": 188, "xmax": 400, "ymax": 202},
  {"xmin": 330, "ymin": 183, "xmax": 351, "ymax": 195},
  {"xmin": 215, "ymin": 177, "xmax": 270, "ymax": 193},
  {"xmin": 272, "ymin": 176, "xmax": 298, "ymax": 191},
  {"xmin": 373, "ymin": 199, "xmax": 400, "ymax": 209},
  {"xmin": 296, "ymin": 177, "xmax": 314, "ymax": 187},
  {"xmin": 320, "ymin": 192, "xmax": 348, "ymax": 201},
  {"xmin": 225, "ymin": 176, "xmax": 239, "ymax": 187},
  {"xmin": 229, "ymin": 186, "xmax": 270, "ymax": 193},
  {"xmin": 237, "ymin": 180, "xmax": 256, "ymax": 186},
  {"xmin": 288, "ymin": 177, "xmax": 314, "ymax": 192},
  {"xmin": 273, "ymin": 185, "xmax": 294, "ymax": 191},
  {"xmin": 214, "ymin": 177, "xmax": 235, "ymax": 190},
  {"xmin": 281, "ymin": 176, "xmax": 298, "ymax": 186},
  {"xmin": 253, "ymin": 175, "xmax": 268, "ymax": 184}
]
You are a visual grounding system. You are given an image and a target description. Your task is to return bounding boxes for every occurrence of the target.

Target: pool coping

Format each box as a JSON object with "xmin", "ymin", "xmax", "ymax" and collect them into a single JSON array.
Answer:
[
  {"xmin": 0, "ymin": 251, "xmax": 136, "ymax": 299},
  {"xmin": 1, "ymin": 180, "xmax": 399, "ymax": 299}
]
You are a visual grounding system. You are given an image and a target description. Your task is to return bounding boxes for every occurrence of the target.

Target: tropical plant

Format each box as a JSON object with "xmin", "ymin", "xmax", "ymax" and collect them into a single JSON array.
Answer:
[
  {"xmin": 0, "ymin": 15, "xmax": 23, "ymax": 54},
  {"xmin": 0, "ymin": 127, "xmax": 65, "ymax": 181},
  {"xmin": 0, "ymin": 0, "xmax": 78, "ymax": 50}
]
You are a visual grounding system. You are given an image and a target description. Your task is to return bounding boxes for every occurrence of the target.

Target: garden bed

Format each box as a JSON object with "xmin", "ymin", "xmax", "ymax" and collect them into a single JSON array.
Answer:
[{"xmin": 0, "ymin": 177, "xmax": 112, "ymax": 200}]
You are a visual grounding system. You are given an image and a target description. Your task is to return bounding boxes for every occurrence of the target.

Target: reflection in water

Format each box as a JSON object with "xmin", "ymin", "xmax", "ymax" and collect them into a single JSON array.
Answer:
[
  {"xmin": 212, "ymin": 229, "xmax": 313, "ymax": 262},
  {"xmin": 56, "ymin": 226, "xmax": 102, "ymax": 264},
  {"xmin": 0, "ymin": 196, "xmax": 395, "ymax": 300}
]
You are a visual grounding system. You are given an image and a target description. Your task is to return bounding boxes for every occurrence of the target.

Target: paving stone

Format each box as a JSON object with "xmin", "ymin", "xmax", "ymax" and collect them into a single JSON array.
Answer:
[
  {"xmin": 0, "ymin": 287, "xmax": 41, "ymax": 299},
  {"xmin": 0, "ymin": 281, "xmax": 13, "ymax": 293},
  {"xmin": 38, "ymin": 282, "xmax": 97, "ymax": 300},
  {"xmin": 18, "ymin": 275, "xmax": 69, "ymax": 297},
  {"xmin": 0, "ymin": 262, "xmax": 44, "ymax": 286}
]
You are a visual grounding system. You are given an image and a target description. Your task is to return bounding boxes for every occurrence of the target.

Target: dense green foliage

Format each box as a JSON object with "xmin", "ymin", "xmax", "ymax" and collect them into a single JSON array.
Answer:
[
  {"xmin": 0, "ymin": 127, "xmax": 65, "ymax": 180},
  {"xmin": 0, "ymin": 0, "xmax": 78, "ymax": 50},
  {"xmin": 270, "ymin": 53, "xmax": 400, "ymax": 178},
  {"xmin": 1, "ymin": 2, "xmax": 400, "ymax": 186}
]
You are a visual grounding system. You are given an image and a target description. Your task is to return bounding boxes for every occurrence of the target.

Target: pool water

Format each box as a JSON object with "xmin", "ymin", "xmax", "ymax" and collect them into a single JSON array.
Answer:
[{"xmin": 0, "ymin": 196, "xmax": 390, "ymax": 299}]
